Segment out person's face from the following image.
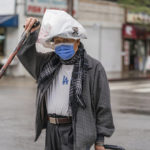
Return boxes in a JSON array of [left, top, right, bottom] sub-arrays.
[[53, 37, 80, 52]]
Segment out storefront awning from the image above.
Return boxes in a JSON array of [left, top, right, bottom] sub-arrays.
[[0, 15, 18, 27], [122, 24, 150, 40]]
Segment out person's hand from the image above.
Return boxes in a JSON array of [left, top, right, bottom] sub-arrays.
[[24, 17, 40, 33], [95, 145, 106, 150]]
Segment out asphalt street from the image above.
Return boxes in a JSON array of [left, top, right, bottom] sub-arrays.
[[0, 77, 150, 150]]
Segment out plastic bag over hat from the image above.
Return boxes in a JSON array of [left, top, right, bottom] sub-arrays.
[[37, 9, 87, 48]]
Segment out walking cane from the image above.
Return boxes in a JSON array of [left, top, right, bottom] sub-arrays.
[[0, 21, 40, 79]]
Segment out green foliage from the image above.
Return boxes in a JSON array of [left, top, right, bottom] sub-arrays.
[[118, 0, 150, 6], [118, 0, 150, 14]]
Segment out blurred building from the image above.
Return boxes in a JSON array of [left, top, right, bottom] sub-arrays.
[[122, 12, 150, 73], [0, 0, 125, 77], [78, 0, 125, 73]]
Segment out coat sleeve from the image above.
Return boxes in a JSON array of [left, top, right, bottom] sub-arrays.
[[17, 29, 51, 80], [93, 62, 115, 146]]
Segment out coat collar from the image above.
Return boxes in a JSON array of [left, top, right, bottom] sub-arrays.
[[84, 52, 93, 70], [78, 42, 92, 70]]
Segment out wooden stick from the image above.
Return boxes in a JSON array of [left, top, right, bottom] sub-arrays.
[[0, 21, 40, 79]]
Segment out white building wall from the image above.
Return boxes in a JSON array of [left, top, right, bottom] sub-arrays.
[[81, 25, 101, 60], [78, 0, 125, 72], [100, 26, 122, 72], [78, 0, 125, 23], [81, 25, 122, 72]]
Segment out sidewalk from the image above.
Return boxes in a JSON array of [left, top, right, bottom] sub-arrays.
[[107, 71, 150, 81], [1, 77, 150, 150]]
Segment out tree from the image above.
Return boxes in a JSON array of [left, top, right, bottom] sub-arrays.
[[117, 0, 150, 14], [118, 0, 150, 7]]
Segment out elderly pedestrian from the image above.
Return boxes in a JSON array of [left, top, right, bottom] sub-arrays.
[[17, 9, 115, 150]]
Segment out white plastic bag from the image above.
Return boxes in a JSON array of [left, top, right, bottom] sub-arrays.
[[37, 9, 87, 49]]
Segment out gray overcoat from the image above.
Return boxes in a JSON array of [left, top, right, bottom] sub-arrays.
[[17, 30, 115, 150]]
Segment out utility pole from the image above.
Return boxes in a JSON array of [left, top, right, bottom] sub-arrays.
[[67, 0, 74, 16]]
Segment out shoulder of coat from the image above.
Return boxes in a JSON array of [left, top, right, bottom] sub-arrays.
[[85, 53, 103, 70]]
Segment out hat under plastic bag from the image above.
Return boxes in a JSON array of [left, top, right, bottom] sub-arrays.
[[37, 9, 87, 48]]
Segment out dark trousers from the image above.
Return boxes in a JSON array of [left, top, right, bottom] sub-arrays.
[[45, 114, 73, 150]]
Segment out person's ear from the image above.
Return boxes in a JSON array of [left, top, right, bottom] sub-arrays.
[[74, 39, 80, 52]]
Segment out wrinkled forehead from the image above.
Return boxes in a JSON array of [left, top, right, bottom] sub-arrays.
[[53, 37, 77, 44]]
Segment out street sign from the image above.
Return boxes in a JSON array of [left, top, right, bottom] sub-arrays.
[[25, 0, 78, 17], [128, 12, 150, 24]]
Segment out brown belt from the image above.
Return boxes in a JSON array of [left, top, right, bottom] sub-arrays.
[[48, 116, 72, 124]]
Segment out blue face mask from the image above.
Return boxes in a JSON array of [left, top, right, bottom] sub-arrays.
[[55, 43, 75, 60]]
